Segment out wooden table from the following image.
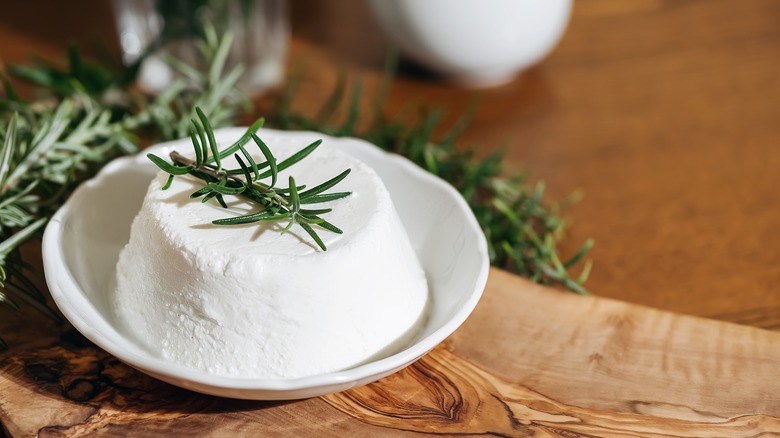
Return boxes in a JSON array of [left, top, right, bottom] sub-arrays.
[[2, 0, 780, 436], [281, 0, 780, 322]]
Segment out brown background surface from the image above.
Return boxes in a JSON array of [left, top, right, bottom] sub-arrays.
[[2, 0, 780, 436], [2, 0, 779, 322]]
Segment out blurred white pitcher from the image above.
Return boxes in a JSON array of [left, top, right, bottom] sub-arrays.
[[368, 0, 572, 87]]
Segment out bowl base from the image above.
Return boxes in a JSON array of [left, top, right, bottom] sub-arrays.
[[444, 70, 518, 89]]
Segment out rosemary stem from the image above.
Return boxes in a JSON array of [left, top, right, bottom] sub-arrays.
[[169, 150, 289, 207]]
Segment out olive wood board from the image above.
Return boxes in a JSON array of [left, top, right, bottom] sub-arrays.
[[1, 267, 778, 437]]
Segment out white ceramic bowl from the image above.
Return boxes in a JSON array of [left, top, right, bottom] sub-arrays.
[[368, 0, 573, 87], [42, 128, 489, 400]]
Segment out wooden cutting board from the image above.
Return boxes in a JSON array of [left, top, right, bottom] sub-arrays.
[[1, 267, 779, 437]]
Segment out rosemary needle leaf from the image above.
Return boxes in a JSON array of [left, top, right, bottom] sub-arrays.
[[148, 153, 190, 175], [338, 80, 361, 136], [316, 219, 344, 234], [298, 214, 324, 225], [162, 174, 175, 190], [196, 107, 220, 170], [213, 117, 265, 161], [215, 193, 228, 208], [251, 134, 277, 188], [288, 175, 300, 212], [273, 185, 307, 194], [0, 112, 17, 191], [207, 180, 245, 195], [298, 169, 351, 199], [202, 191, 218, 203], [237, 143, 259, 179], [299, 192, 351, 204], [213, 211, 270, 225], [213, 210, 289, 225], [282, 215, 296, 234], [208, 30, 233, 86], [190, 186, 212, 198], [299, 221, 327, 251], [190, 129, 203, 166], [0, 218, 47, 256], [564, 238, 594, 269], [193, 118, 209, 163], [257, 139, 322, 179], [235, 154, 253, 185], [300, 208, 332, 215], [577, 259, 593, 284]]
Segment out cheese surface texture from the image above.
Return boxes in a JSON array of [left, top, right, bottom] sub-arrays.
[[111, 133, 429, 379]]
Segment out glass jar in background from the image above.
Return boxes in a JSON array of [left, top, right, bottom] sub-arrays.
[[112, 0, 288, 95]]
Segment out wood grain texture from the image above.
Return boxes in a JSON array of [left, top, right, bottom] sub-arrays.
[[326, 348, 780, 437], [282, 0, 780, 322], [2, 0, 780, 436], [0, 0, 778, 324], [2, 269, 780, 436]]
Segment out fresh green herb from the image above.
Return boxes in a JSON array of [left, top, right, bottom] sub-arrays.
[[0, 28, 592, 350], [0, 28, 247, 349], [147, 108, 351, 251], [271, 55, 593, 294]]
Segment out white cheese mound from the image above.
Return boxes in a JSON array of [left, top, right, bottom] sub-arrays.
[[111, 133, 429, 379]]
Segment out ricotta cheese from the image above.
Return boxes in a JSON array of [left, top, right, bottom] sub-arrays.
[[111, 133, 429, 379]]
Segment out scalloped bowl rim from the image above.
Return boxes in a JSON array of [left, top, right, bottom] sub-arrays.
[[42, 128, 489, 399]]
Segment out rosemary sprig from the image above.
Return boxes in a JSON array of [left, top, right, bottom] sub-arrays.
[[272, 59, 594, 294], [0, 29, 247, 349], [147, 108, 351, 251], [0, 30, 593, 354]]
